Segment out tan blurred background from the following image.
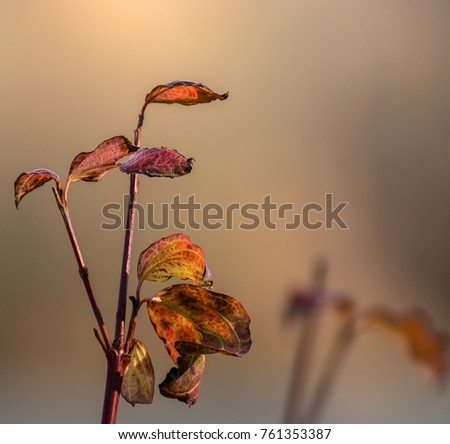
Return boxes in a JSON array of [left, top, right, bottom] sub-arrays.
[[1, 0, 449, 423]]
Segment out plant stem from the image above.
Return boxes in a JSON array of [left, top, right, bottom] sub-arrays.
[[306, 318, 355, 423], [124, 297, 139, 354], [102, 349, 122, 424], [283, 306, 322, 423], [114, 173, 140, 347], [114, 103, 146, 347], [101, 104, 147, 424], [53, 189, 112, 350], [283, 258, 328, 423]]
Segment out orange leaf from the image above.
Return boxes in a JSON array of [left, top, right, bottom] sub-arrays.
[[145, 80, 228, 106], [14, 168, 62, 208], [147, 284, 252, 364], [137, 234, 213, 291], [364, 307, 448, 387]]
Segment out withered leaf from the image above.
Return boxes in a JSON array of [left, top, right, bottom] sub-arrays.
[[147, 284, 252, 364], [364, 307, 448, 387], [137, 234, 213, 291], [159, 354, 205, 405], [120, 147, 193, 178], [14, 168, 62, 208], [121, 339, 155, 406], [67, 136, 136, 185], [145, 80, 228, 106]]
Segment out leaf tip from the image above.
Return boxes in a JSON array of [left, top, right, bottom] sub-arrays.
[[14, 169, 61, 209]]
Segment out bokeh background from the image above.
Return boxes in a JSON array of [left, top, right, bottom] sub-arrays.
[[1, 0, 449, 423]]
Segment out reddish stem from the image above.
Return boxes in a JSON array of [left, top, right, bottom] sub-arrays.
[[101, 105, 146, 424], [53, 190, 112, 351], [101, 350, 123, 424], [114, 173, 140, 347]]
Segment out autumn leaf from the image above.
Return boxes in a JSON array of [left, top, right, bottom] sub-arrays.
[[14, 168, 62, 208], [147, 284, 252, 363], [121, 339, 155, 406], [145, 80, 228, 106], [137, 234, 213, 294], [363, 307, 449, 387], [159, 354, 205, 405], [120, 147, 194, 178], [66, 136, 136, 186]]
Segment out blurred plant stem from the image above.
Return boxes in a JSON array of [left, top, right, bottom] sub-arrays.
[[306, 317, 354, 423], [283, 258, 327, 423]]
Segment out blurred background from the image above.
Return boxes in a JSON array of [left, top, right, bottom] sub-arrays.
[[1, 0, 449, 423]]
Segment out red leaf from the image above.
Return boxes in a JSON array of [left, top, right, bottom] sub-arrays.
[[120, 147, 194, 178], [121, 339, 155, 406], [14, 168, 62, 208], [67, 136, 136, 185], [159, 354, 205, 405], [137, 234, 213, 291], [145, 80, 228, 106], [147, 284, 252, 364]]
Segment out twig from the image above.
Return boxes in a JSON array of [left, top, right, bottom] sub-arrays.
[[52, 188, 112, 351], [283, 258, 328, 423], [306, 318, 355, 423], [101, 104, 147, 424]]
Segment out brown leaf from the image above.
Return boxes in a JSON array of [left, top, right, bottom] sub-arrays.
[[121, 339, 155, 406], [67, 136, 136, 185], [145, 80, 228, 106], [159, 354, 205, 405], [120, 147, 194, 178], [364, 307, 448, 387], [147, 284, 252, 363], [137, 234, 212, 292], [14, 168, 62, 208]]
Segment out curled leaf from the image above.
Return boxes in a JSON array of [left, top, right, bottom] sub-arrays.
[[145, 80, 228, 106], [363, 307, 449, 387], [159, 354, 205, 405], [147, 284, 252, 363], [121, 339, 155, 406], [120, 147, 194, 178], [14, 169, 62, 208], [137, 234, 213, 291], [67, 136, 136, 185]]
